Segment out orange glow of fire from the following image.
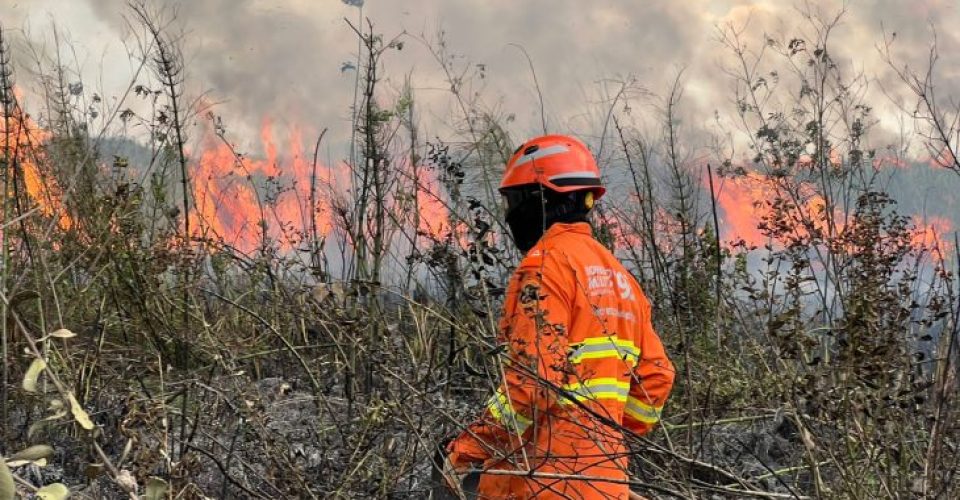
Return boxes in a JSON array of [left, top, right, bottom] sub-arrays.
[[1, 99, 72, 230], [414, 166, 461, 244], [873, 154, 909, 170], [713, 172, 777, 247], [189, 120, 458, 255], [609, 204, 689, 256], [612, 220, 643, 253], [189, 120, 341, 253], [713, 170, 955, 256], [911, 215, 953, 253], [712, 172, 836, 248], [928, 146, 958, 170]]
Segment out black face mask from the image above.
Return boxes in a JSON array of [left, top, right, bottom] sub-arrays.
[[505, 193, 546, 253], [502, 186, 590, 253]]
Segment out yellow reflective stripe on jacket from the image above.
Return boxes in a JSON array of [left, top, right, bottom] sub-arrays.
[[624, 396, 663, 424], [560, 377, 630, 404], [568, 336, 640, 365], [486, 389, 532, 435]]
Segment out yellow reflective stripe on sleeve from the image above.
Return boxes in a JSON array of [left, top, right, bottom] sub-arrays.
[[560, 377, 630, 404], [486, 389, 532, 435], [624, 396, 663, 424], [568, 336, 640, 365]]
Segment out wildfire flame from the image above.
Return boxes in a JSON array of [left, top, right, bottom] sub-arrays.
[[710, 172, 818, 248], [0, 95, 72, 230], [190, 119, 456, 255], [712, 170, 953, 253], [189, 119, 339, 253], [4, 93, 950, 263], [415, 165, 463, 243], [911, 215, 953, 253]]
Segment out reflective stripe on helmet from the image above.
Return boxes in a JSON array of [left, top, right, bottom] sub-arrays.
[[547, 171, 601, 180], [568, 336, 640, 366], [624, 396, 663, 424], [560, 377, 630, 404], [486, 388, 532, 435], [510, 144, 570, 169]]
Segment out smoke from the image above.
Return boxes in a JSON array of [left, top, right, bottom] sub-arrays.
[[6, 0, 960, 264], [69, 0, 708, 149], [7, 0, 960, 156]]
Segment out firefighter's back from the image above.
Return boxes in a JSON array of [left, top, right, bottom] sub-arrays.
[[517, 222, 647, 499]]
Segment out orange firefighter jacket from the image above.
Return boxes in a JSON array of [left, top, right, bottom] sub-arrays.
[[448, 222, 676, 499]]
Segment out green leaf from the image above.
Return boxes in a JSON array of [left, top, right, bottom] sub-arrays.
[[144, 477, 168, 500], [23, 358, 47, 393], [67, 393, 95, 430], [36, 482, 70, 499], [10, 444, 54, 461], [0, 458, 14, 500]]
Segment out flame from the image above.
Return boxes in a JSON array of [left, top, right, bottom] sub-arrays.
[[911, 215, 953, 253], [188, 119, 458, 255], [608, 202, 692, 257], [189, 120, 342, 253], [0, 97, 72, 230], [712, 172, 837, 248], [713, 172, 777, 247], [873, 154, 909, 170], [5, 92, 949, 265], [712, 169, 957, 257], [414, 166, 457, 242]]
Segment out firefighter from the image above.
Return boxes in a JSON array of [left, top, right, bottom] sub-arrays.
[[444, 134, 675, 499]]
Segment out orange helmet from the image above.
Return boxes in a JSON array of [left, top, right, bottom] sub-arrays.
[[500, 134, 605, 198]]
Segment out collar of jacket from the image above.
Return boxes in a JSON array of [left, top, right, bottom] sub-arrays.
[[520, 222, 591, 260], [533, 222, 592, 248]]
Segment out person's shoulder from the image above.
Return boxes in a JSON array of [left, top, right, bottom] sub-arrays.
[[518, 241, 574, 275], [517, 246, 549, 271], [518, 224, 605, 269]]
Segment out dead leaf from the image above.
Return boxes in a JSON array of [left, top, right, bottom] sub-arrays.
[[32, 401, 69, 438], [0, 459, 14, 500], [313, 283, 330, 302], [84, 463, 104, 480], [48, 329, 76, 339], [30, 403, 69, 438], [116, 469, 137, 492], [27, 421, 46, 439], [331, 281, 345, 300], [8, 290, 40, 307], [23, 358, 47, 393], [119, 439, 133, 465], [67, 393, 95, 430], [36, 482, 70, 499], [10, 444, 54, 462], [5, 457, 47, 468], [144, 477, 168, 500]]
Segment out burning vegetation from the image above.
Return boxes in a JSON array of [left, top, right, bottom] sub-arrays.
[[1, 3, 959, 499]]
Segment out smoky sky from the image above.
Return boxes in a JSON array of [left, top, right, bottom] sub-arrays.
[[5, 0, 960, 156]]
